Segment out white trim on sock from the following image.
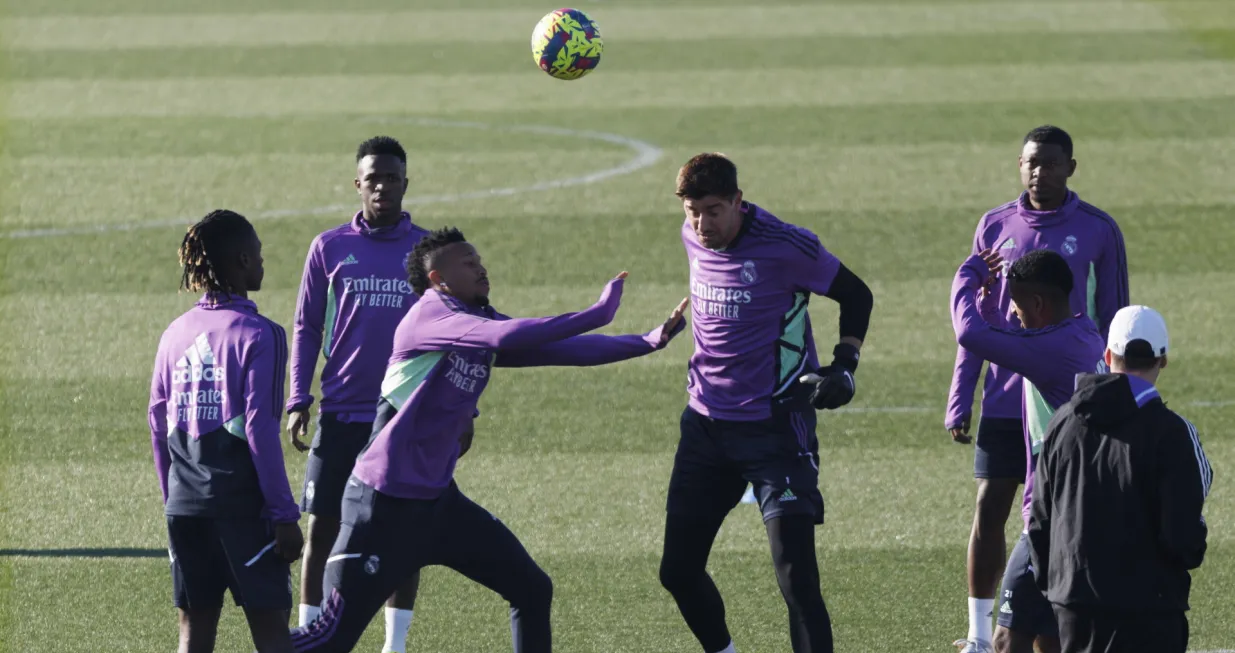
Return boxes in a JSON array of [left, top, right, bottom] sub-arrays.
[[298, 604, 321, 628], [967, 597, 994, 644], [712, 642, 737, 653], [382, 607, 414, 653]]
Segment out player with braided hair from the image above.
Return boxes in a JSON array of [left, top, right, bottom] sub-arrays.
[[150, 209, 304, 653]]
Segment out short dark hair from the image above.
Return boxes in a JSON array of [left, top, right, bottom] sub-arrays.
[[1007, 249, 1073, 298], [1113, 339, 1161, 372], [1024, 125, 1073, 158], [357, 136, 407, 163], [178, 209, 256, 295], [406, 227, 467, 295], [676, 153, 739, 200]]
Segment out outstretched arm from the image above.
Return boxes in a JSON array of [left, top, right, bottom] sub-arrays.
[[496, 298, 688, 368], [417, 274, 627, 352]]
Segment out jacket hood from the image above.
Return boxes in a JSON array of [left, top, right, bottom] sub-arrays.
[[1071, 373, 1160, 430]]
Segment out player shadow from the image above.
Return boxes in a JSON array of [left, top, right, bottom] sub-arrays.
[[0, 547, 165, 558]]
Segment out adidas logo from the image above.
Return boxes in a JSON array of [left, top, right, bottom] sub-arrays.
[[340, 253, 359, 266], [780, 489, 797, 502], [1000, 602, 1013, 615], [173, 333, 225, 384], [1000, 238, 1016, 249]]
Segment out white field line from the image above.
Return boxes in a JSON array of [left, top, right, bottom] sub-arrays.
[[0, 118, 663, 239]]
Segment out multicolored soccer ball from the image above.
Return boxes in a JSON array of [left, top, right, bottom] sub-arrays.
[[531, 8, 603, 80]]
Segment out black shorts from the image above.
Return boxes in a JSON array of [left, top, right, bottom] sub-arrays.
[[301, 413, 374, 519], [167, 515, 291, 611], [668, 402, 823, 525], [289, 478, 552, 652], [997, 532, 1057, 637], [974, 416, 1026, 480]]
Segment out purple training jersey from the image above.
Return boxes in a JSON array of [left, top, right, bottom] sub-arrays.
[[288, 212, 429, 419], [352, 281, 682, 499], [148, 295, 300, 523], [684, 203, 842, 421], [951, 255, 1105, 528], [946, 192, 1128, 428]]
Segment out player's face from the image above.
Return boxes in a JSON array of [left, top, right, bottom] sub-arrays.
[[434, 242, 490, 306], [1008, 282, 1045, 329], [355, 155, 409, 223], [683, 194, 742, 250], [239, 230, 265, 292], [1019, 141, 1075, 209]]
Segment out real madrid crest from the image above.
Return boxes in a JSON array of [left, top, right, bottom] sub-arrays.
[[364, 554, 380, 575], [740, 260, 758, 285], [1062, 235, 1078, 256]]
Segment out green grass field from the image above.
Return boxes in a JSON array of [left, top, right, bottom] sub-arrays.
[[2, 1, 1233, 651]]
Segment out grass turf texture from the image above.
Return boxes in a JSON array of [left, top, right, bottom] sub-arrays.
[[1, 1, 1233, 651]]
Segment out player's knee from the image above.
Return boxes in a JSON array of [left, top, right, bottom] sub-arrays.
[[975, 480, 1017, 528], [307, 516, 340, 551], [658, 557, 695, 595], [513, 566, 553, 610]]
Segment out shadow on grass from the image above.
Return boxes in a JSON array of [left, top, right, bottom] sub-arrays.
[[0, 547, 164, 558]]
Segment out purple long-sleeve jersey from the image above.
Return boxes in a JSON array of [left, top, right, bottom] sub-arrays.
[[351, 281, 682, 499], [684, 203, 842, 421], [288, 212, 428, 419], [951, 256, 1105, 528], [148, 295, 300, 523], [946, 192, 1128, 428]]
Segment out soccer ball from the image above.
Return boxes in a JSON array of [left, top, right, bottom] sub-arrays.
[[531, 8, 603, 80]]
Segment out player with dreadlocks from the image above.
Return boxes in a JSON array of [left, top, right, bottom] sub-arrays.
[[289, 228, 689, 652], [150, 209, 304, 653]]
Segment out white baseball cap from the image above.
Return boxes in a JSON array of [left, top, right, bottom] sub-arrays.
[[1107, 305, 1169, 358]]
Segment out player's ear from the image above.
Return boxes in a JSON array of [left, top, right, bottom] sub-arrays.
[[427, 268, 444, 289], [354, 177, 362, 192], [1103, 348, 1113, 368], [1067, 159, 1077, 178], [1159, 355, 1168, 370]]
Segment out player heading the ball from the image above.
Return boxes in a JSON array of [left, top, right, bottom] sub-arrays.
[[660, 153, 874, 653]]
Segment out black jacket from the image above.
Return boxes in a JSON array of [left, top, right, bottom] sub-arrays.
[[1028, 373, 1212, 612]]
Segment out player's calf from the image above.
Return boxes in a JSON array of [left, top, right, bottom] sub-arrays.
[[178, 607, 221, 653], [245, 608, 294, 653], [299, 513, 342, 625]]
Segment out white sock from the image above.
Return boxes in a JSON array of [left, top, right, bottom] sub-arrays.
[[382, 607, 414, 653], [967, 597, 994, 644], [298, 604, 321, 628], [712, 642, 737, 653]]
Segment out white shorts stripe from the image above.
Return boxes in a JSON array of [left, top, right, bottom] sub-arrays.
[[244, 541, 276, 567]]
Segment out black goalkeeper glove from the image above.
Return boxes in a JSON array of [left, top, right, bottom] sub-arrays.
[[799, 343, 860, 410]]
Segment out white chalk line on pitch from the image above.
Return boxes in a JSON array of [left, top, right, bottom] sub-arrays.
[[0, 118, 664, 240]]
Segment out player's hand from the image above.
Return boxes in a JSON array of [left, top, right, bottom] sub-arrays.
[[800, 366, 856, 410], [273, 521, 305, 563], [595, 271, 628, 323], [949, 414, 972, 445], [975, 249, 1004, 295], [656, 298, 690, 347], [799, 343, 860, 410], [287, 409, 311, 453]]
